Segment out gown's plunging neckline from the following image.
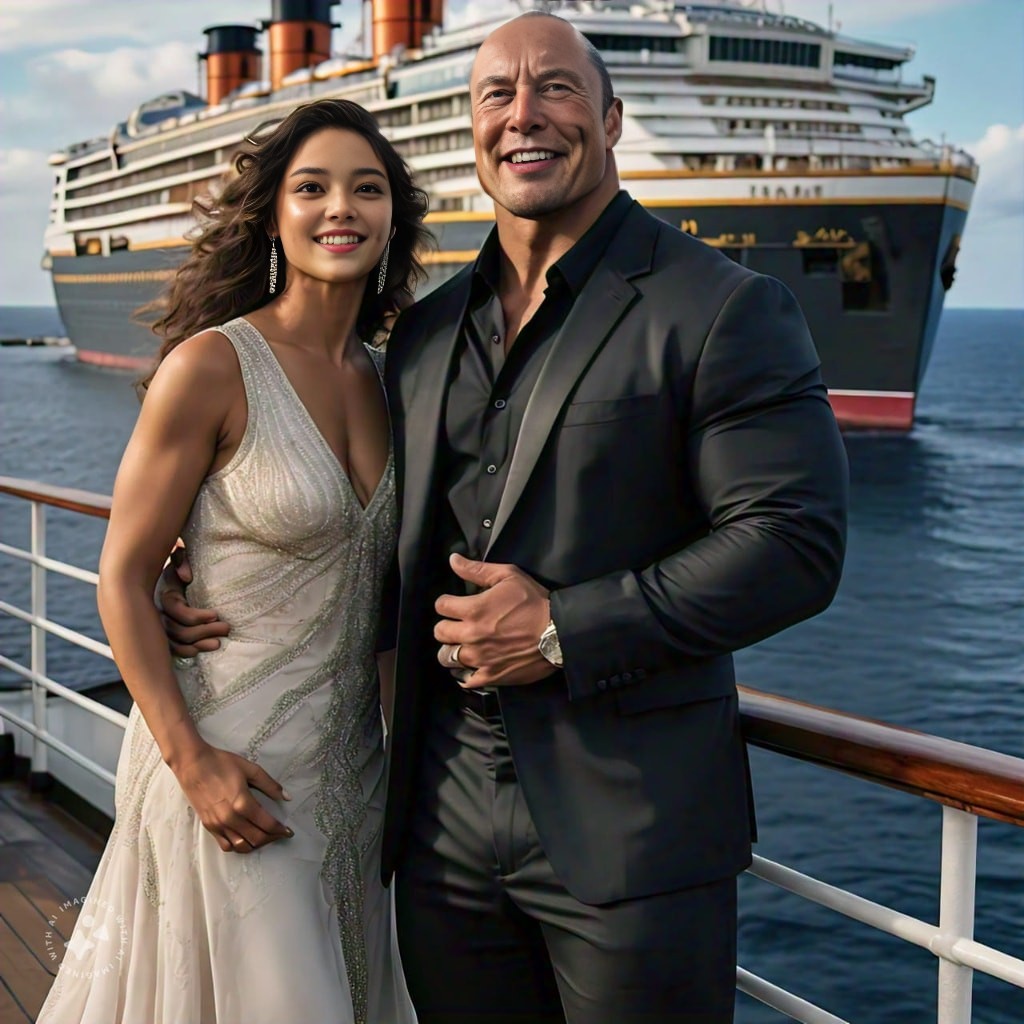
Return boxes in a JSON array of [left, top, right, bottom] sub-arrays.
[[239, 317, 392, 515]]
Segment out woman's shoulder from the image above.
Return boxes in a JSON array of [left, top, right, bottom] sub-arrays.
[[147, 328, 243, 409]]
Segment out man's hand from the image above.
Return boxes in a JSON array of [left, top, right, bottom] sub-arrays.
[[434, 553, 556, 689], [158, 548, 230, 657]]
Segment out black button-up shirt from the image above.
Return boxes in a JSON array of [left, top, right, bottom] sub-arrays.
[[425, 192, 634, 672]]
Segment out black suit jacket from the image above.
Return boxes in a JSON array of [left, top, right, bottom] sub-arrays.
[[381, 202, 848, 904]]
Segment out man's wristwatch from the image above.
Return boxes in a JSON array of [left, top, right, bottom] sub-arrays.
[[538, 619, 563, 667]]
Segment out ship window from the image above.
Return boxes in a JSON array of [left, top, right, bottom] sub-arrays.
[[710, 35, 820, 68], [66, 150, 219, 199], [802, 248, 838, 275], [840, 241, 890, 311], [584, 33, 681, 54], [834, 50, 901, 71]]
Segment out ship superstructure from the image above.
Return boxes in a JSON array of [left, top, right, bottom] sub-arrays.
[[43, 0, 976, 429]]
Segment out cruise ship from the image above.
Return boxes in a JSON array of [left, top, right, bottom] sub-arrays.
[[42, 0, 977, 430]]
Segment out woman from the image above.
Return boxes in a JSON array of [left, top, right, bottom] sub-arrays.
[[37, 99, 429, 1024]]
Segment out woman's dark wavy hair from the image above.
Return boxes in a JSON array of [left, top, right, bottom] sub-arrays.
[[139, 99, 431, 389]]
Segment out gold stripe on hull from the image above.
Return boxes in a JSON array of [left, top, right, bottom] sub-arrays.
[[53, 270, 175, 284]]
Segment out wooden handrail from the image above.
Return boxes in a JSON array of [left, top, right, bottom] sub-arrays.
[[739, 686, 1024, 827], [0, 476, 111, 519], [1, 477, 1020, 826]]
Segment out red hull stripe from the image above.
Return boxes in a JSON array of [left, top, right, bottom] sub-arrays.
[[828, 390, 916, 431], [76, 349, 151, 371]]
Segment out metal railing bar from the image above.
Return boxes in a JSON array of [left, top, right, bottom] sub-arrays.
[[0, 476, 111, 519], [938, 806, 977, 1022], [0, 541, 100, 585], [748, 855, 1024, 987], [951, 938, 1024, 986], [0, 599, 113, 660], [0, 654, 128, 728], [0, 705, 117, 786], [736, 966, 850, 1024], [739, 686, 1024, 826]]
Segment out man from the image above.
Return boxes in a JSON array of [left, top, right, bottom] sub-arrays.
[[167, 12, 848, 1022]]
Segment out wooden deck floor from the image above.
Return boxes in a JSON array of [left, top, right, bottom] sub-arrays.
[[0, 781, 105, 1024]]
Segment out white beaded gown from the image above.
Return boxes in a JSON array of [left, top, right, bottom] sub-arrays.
[[37, 317, 415, 1024]]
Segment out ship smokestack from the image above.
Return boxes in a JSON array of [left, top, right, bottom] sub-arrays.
[[201, 25, 262, 106], [372, 0, 444, 61], [267, 0, 337, 91]]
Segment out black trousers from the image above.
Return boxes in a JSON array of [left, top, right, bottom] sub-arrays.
[[394, 690, 737, 1024]]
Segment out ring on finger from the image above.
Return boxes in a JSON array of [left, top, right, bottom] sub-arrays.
[[450, 644, 463, 667]]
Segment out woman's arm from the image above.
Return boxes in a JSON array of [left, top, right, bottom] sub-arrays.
[[98, 331, 291, 854]]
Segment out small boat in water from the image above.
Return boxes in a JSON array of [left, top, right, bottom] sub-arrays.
[[42, 0, 976, 430]]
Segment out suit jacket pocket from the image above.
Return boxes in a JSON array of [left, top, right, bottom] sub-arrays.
[[613, 665, 736, 716], [562, 394, 659, 427]]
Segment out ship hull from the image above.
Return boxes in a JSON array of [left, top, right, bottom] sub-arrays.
[[51, 197, 968, 430]]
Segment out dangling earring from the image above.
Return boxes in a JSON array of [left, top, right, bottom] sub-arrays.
[[376, 240, 390, 295], [268, 236, 278, 295]]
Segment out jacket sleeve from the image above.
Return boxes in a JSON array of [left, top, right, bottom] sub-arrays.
[[549, 273, 849, 701]]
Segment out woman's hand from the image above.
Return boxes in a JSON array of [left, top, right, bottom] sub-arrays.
[[171, 742, 294, 854]]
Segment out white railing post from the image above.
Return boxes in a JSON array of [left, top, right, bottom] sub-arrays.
[[30, 499, 48, 777], [937, 806, 978, 1024]]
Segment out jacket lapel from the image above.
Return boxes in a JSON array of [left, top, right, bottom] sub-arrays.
[[484, 205, 659, 556]]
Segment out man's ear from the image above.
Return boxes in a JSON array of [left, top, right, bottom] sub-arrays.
[[605, 97, 624, 149]]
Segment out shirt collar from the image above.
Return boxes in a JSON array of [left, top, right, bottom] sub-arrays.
[[470, 190, 635, 304]]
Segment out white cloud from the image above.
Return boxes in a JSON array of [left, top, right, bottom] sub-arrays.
[[0, 148, 54, 304], [0, 0, 259, 53], [964, 123, 1024, 223], [945, 123, 1024, 307], [31, 40, 199, 105], [0, 146, 50, 195]]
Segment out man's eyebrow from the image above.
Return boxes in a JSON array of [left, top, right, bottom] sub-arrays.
[[536, 68, 588, 90], [473, 74, 512, 97], [473, 67, 589, 96], [289, 166, 387, 179]]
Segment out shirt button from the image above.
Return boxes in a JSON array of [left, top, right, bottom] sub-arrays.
[[490, 333, 501, 345], [494, 399, 507, 410], [482, 518, 493, 529], [486, 464, 497, 474]]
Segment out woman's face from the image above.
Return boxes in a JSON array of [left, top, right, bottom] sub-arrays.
[[272, 126, 393, 292]]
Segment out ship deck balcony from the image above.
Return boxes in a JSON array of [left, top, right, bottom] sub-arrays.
[[1, 475, 1022, 1022]]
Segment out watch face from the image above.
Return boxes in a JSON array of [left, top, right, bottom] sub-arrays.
[[540, 634, 562, 665]]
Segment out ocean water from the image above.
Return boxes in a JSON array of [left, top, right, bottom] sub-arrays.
[[0, 304, 65, 338], [0, 308, 1022, 1021]]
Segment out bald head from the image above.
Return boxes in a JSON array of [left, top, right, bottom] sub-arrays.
[[473, 12, 615, 114]]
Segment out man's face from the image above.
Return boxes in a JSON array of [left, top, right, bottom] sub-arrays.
[[469, 16, 621, 219]]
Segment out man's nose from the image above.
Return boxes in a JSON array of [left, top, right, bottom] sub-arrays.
[[507, 87, 545, 133]]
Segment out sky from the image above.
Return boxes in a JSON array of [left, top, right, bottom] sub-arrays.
[[1, 0, 1021, 308]]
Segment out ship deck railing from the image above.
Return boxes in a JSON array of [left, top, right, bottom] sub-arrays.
[[0, 474, 1021, 1023]]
